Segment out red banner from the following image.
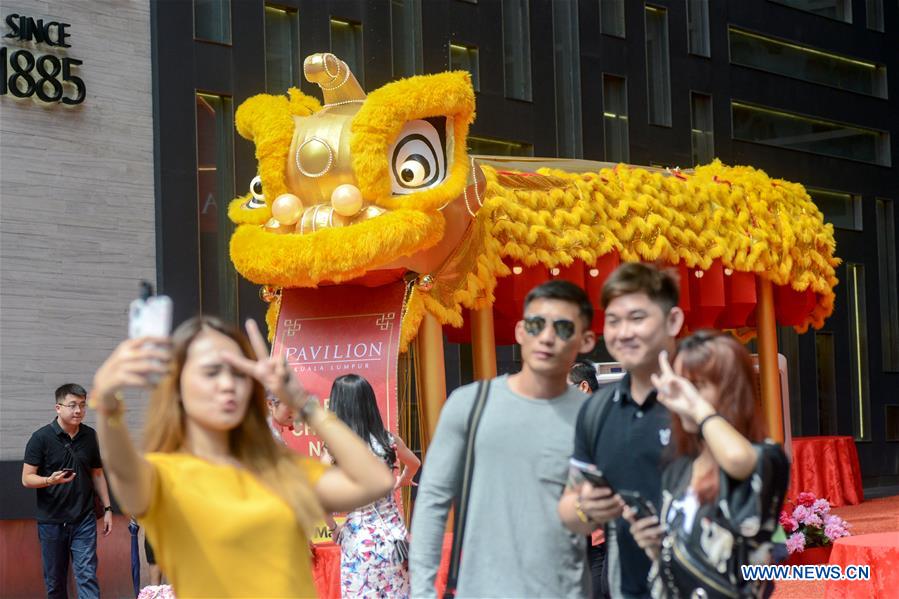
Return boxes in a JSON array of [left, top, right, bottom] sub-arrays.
[[271, 282, 407, 543], [272, 282, 407, 459]]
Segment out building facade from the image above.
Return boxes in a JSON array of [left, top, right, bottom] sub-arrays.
[[1, 0, 897, 594]]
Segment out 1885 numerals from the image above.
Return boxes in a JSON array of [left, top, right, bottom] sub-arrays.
[[0, 47, 85, 105]]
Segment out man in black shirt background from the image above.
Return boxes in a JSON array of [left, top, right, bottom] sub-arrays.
[[559, 263, 684, 599], [22, 383, 113, 599]]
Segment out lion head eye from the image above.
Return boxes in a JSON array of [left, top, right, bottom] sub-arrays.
[[247, 175, 266, 209], [389, 118, 447, 195]]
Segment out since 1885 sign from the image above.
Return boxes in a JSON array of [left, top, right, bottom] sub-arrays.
[[1, 13, 85, 105]]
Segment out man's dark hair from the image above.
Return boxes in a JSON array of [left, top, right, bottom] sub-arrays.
[[55, 383, 87, 403], [569, 360, 599, 392], [600, 262, 679, 313], [524, 280, 594, 326]]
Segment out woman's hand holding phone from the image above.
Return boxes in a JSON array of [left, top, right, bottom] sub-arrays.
[[92, 336, 173, 412], [624, 507, 664, 560]]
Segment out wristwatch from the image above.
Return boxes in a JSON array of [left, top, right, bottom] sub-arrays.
[[103, 506, 112, 513]]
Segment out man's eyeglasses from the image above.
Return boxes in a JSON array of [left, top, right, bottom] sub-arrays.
[[58, 402, 87, 411], [523, 315, 576, 341]]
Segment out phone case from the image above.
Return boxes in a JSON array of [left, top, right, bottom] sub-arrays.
[[129, 295, 173, 339]]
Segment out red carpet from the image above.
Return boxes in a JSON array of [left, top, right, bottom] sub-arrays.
[[771, 495, 899, 598]]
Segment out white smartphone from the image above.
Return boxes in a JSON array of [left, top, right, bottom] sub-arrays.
[[128, 282, 172, 384]]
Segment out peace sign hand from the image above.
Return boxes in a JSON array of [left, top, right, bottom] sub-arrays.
[[220, 320, 312, 412], [650, 350, 714, 425]]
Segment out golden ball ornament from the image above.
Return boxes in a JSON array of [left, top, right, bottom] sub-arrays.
[[330, 184, 364, 217], [271, 194, 303, 225]]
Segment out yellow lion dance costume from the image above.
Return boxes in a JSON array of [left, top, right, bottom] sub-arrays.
[[229, 53, 839, 351]]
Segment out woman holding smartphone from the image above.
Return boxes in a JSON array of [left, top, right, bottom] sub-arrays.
[[90, 317, 394, 598], [626, 331, 788, 598]]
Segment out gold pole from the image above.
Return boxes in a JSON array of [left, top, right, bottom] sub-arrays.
[[471, 307, 497, 380], [756, 277, 784, 444], [416, 312, 447, 454]]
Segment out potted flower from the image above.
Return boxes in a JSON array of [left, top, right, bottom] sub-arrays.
[[779, 492, 851, 565]]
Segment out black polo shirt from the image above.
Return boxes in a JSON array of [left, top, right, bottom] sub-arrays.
[[573, 374, 671, 599], [23, 420, 102, 523]]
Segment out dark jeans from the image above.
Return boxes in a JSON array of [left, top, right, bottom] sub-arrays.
[[37, 510, 99, 599]]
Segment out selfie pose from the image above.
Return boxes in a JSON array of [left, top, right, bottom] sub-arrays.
[[90, 317, 394, 598], [627, 331, 789, 598], [328, 374, 420, 598]]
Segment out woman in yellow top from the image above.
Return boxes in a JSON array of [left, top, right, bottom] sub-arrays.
[[90, 317, 395, 598]]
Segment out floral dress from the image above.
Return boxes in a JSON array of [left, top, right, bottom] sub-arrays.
[[337, 435, 409, 598]]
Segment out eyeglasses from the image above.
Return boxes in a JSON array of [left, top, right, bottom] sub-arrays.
[[58, 402, 87, 411], [523, 315, 576, 341]]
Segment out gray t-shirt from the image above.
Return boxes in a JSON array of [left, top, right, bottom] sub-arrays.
[[409, 375, 589, 598]]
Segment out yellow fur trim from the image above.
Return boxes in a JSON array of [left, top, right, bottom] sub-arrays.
[[230, 208, 445, 287], [430, 160, 838, 334], [265, 296, 282, 343], [231, 89, 322, 225], [350, 71, 475, 212]]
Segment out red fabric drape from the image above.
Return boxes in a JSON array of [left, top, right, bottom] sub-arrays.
[[824, 533, 899, 598], [786, 436, 864, 508]]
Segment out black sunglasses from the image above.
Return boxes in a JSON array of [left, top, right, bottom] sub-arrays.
[[523, 315, 577, 341]]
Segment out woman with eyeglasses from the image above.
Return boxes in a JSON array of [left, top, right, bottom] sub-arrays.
[[626, 331, 789, 598], [326, 373, 420, 598], [90, 317, 395, 598]]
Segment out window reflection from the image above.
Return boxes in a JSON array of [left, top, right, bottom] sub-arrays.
[[265, 6, 299, 93], [196, 94, 237, 323]]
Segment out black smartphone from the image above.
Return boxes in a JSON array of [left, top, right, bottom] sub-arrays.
[[619, 490, 657, 520], [569, 458, 615, 492], [61, 467, 75, 476]]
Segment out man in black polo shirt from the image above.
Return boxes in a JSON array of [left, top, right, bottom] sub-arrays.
[[22, 383, 114, 599], [559, 263, 683, 599]]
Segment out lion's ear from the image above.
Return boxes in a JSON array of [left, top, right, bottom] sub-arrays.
[[235, 90, 321, 143]]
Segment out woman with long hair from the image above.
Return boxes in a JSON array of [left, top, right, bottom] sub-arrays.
[[90, 317, 394, 598], [327, 374, 420, 598], [627, 331, 789, 598]]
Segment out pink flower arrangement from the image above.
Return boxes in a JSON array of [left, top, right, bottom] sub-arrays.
[[137, 585, 176, 599], [779, 492, 851, 554]]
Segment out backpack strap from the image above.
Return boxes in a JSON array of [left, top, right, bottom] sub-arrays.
[[583, 385, 618, 463], [443, 379, 491, 599]]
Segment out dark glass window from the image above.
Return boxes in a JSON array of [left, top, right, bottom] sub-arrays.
[[196, 94, 237, 323], [264, 6, 299, 93], [867, 0, 884, 30], [770, 0, 852, 22], [807, 188, 862, 230], [503, 0, 532, 101], [731, 101, 891, 166], [450, 43, 480, 91], [815, 332, 838, 435], [194, 0, 231, 43], [330, 18, 364, 85], [601, 0, 626, 37], [391, 0, 423, 78], [729, 28, 887, 98], [554, 1, 583, 157], [876, 199, 899, 371], [686, 0, 710, 57], [847, 263, 871, 441], [645, 5, 671, 126], [690, 92, 714, 165], [603, 74, 629, 162]]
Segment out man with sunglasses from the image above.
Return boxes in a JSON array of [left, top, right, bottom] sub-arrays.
[[558, 263, 684, 599], [22, 383, 113, 599], [410, 280, 597, 598]]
